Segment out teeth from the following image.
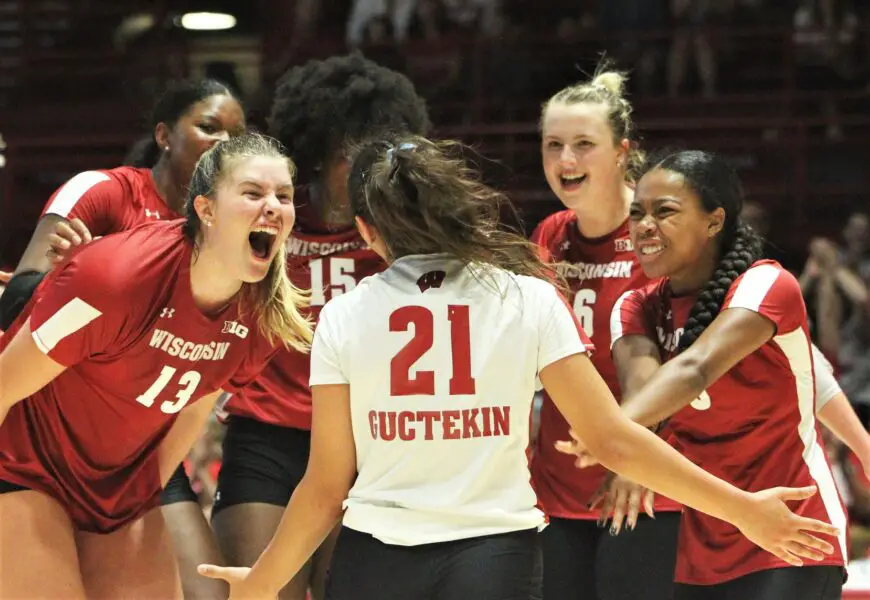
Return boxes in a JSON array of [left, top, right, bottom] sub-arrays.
[[251, 224, 278, 235], [640, 245, 663, 255], [561, 174, 585, 181]]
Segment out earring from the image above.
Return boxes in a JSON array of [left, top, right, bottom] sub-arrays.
[[164, 146, 170, 152], [206, 220, 212, 227]]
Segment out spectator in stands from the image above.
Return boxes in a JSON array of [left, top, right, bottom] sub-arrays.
[[668, 0, 721, 97], [801, 212, 870, 423], [597, 0, 668, 95], [346, 0, 419, 47]]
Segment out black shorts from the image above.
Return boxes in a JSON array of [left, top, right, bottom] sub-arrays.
[[675, 565, 844, 600], [0, 479, 30, 494], [159, 464, 199, 506], [541, 512, 681, 600], [212, 416, 310, 516], [326, 526, 542, 600]]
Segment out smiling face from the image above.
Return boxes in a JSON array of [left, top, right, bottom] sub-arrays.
[[160, 93, 247, 187], [630, 167, 725, 284], [202, 155, 296, 283], [540, 101, 628, 211]]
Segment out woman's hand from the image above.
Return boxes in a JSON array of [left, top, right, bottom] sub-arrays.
[[198, 564, 275, 600], [736, 486, 840, 566], [46, 218, 93, 265]]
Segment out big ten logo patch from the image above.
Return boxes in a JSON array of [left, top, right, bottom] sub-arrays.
[[223, 321, 249, 339], [614, 237, 633, 253], [657, 326, 684, 353]]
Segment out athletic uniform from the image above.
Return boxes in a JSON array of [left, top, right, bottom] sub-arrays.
[[530, 210, 681, 599], [0, 166, 176, 331], [213, 203, 385, 513], [611, 260, 846, 599], [309, 254, 594, 600], [0, 221, 277, 533]]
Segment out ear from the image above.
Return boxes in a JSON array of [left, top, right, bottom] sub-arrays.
[[354, 216, 377, 247], [193, 194, 216, 226], [154, 122, 171, 153], [618, 138, 631, 165], [708, 207, 726, 238]]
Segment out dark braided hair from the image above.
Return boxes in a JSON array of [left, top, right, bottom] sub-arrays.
[[649, 151, 765, 351]]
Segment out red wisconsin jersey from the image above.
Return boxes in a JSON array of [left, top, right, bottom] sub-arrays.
[[611, 261, 847, 584], [41, 166, 176, 235], [0, 221, 278, 533], [224, 205, 386, 429], [529, 210, 679, 519]]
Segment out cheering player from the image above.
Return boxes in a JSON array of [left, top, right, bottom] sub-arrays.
[[210, 54, 430, 600], [602, 150, 846, 598], [0, 78, 245, 599], [530, 64, 684, 599], [199, 136, 840, 600], [0, 133, 311, 598]]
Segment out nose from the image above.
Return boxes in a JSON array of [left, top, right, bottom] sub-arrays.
[[635, 214, 657, 236], [559, 145, 577, 166], [263, 193, 281, 216]]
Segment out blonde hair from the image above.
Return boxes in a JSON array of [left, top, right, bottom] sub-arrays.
[[540, 60, 645, 181], [183, 133, 313, 351]]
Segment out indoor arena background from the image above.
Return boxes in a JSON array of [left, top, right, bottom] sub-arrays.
[[0, 0, 868, 596]]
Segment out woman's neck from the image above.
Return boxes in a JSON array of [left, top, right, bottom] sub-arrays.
[[572, 182, 633, 239], [310, 184, 354, 229], [188, 247, 243, 314], [669, 243, 720, 296], [152, 161, 186, 215]]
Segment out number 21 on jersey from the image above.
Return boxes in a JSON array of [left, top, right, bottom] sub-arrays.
[[310, 258, 356, 306], [390, 305, 476, 396]]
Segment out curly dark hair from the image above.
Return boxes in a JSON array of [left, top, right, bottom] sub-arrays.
[[647, 150, 765, 351], [268, 53, 431, 185]]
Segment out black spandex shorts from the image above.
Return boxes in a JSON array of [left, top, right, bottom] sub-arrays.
[[326, 526, 542, 600], [212, 416, 311, 516], [0, 479, 30, 494], [674, 565, 844, 600], [541, 512, 681, 600], [159, 464, 199, 505]]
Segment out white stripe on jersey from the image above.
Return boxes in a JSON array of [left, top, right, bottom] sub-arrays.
[[44, 171, 110, 217], [727, 263, 780, 311], [776, 327, 848, 560], [32, 297, 103, 353], [609, 290, 634, 349]]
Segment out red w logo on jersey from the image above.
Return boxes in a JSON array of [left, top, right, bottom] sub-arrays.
[[417, 270, 446, 293]]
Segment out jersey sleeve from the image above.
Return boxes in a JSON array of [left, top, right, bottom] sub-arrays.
[[537, 283, 595, 372], [723, 263, 804, 333], [309, 301, 348, 386], [41, 170, 121, 236], [29, 247, 130, 366], [609, 289, 653, 349], [811, 343, 842, 410]]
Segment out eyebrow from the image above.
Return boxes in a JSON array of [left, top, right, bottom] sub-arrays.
[[239, 180, 293, 191]]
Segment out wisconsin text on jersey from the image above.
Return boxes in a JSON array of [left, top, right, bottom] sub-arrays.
[[148, 330, 231, 361], [286, 237, 367, 257], [555, 260, 633, 281], [368, 406, 511, 441]]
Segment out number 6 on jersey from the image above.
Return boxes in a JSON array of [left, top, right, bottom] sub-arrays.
[[390, 305, 476, 396]]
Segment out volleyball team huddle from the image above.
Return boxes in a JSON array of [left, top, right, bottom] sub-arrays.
[[0, 54, 856, 600]]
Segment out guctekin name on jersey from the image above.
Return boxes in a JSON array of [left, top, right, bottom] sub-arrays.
[[149, 329, 230, 361], [555, 261, 632, 281], [368, 406, 511, 441]]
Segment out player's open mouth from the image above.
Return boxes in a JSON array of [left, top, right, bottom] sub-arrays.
[[559, 173, 587, 191], [638, 241, 665, 256], [248, 225, 278, 260]]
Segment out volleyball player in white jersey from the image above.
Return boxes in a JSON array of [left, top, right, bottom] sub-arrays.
[[199, 136, 840, 600]]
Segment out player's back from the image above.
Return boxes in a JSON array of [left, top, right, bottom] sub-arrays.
[[313, 254, 588, 546], [311, 255, 585, 544]]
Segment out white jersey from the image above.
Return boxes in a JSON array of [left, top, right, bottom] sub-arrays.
[[310, 254, 592, 545]]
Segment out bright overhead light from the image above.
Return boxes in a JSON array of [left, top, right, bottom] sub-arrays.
[[180, 12, 236, 31]]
